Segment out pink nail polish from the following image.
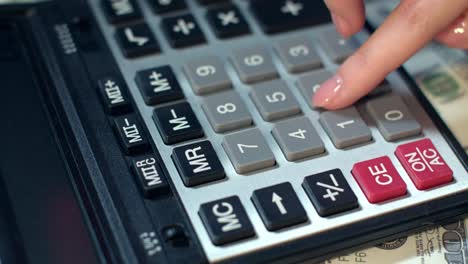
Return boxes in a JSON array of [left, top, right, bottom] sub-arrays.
[[313, 74, 344, 108]]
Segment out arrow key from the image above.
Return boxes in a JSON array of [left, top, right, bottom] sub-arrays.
[[115, 23, 160, 58], [252, 182, 308, 231]]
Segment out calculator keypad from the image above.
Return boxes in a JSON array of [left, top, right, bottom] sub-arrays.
[[223, 128, 276, 174], [206, 5, 250, 39], [275, 37, 322, 73], [252, 183, 308, 231], [319, 27, 358, 63], [366, 95, 422, 141], [161, 14, 206, 48], [352, 156, 407, 203], [296, 69, 333, 109], [250, 80, 301, 121], [202, 90, 253, 133], [136, 66, 184, 105], [184, 56, 231, 95], [231, 45, 278, 84], [303, 169, 358, 217], [153, 102, 204, 144], [319, 107, 373, 149], [91, 0, 465, 261], [115, 23, 161, 58], [199, 196, 255, 246], [272, 116, 325, 161]]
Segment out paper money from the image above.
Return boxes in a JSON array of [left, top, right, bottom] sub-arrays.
[[326, 218, 468, 264]]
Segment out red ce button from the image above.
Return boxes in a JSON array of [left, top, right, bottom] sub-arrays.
[[352, 156, 407, 203]]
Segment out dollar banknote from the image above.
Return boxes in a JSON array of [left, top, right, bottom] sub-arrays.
[[326, 218, 468, 264]]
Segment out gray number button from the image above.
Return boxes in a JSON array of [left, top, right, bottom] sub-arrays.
[[272, 117, 325, 161], [184, 56, 231, 95], [223, 128, 276, 173], [250, 80, 301, 121], [296, 69, 333, 109], [231, 45, 278, 84], [202, 90, 253, 133], [319, 107, 372, 149], [275, 37, 322, 73], [366, 95, 422, 141], [319, 28, 357, 63]]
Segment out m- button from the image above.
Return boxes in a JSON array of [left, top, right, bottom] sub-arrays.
[[199, 196, 255, 245], [352, 156, 407, 203]]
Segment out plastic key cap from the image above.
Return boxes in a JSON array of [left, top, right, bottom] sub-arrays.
[[132, 154, 169, 198], [250, 0, 330, 34], [206, 5, 250, 39], [184, 56, 231, 95], [97, 76, 132, 115], [136, 66, 184, 105], [153, 102, 204, 144], [114, 114, 150, 154], [172, 141, 225, 187], [102, 0, 142, 24], [303, 169, 358, 216], [352, 156, 407, 203], [199, 196, 255, 245], [395, 139, 453, 190], [161, 14, 206, 48], [252, 182, 308, 230], [366, 95, 422, 141], [115, 23, 160, 58]]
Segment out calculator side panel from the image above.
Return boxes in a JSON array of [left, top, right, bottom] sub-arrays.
[[0, 2, 209, 264]]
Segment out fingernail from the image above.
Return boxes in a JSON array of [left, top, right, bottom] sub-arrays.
[[331, 13, 348, 37], [313, 74, 344, 108]]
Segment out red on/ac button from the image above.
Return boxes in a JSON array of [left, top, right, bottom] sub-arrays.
[[352, 156, 407, 203], [395, 139, 453, 190]]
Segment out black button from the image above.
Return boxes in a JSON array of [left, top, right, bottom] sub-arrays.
[[97, 76, 132, 114], [302, 169, 358, 217], [252, 182, 308, 231], [101, 0, 142, 24], [250, 0, 330, 34], [135, 66, 184, 105], [161, 14, 206, 48], [206, 5, 250, 39], [114, 114, 150, 154], [115, 23, 160, 58], [153, 102, 204, 144], [132, 154, 169, 198], [148, 0, 187, 14], [199, 196, 255, 245], [172, 141, 225, 186]]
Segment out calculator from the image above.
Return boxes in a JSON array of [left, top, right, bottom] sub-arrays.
[[1, 0, 467, 263]]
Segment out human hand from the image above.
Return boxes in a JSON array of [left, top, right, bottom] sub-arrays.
[[313, 0, 468, 110]]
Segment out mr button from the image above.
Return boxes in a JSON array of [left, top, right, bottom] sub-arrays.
[[396, 139, 453, 190], [352, 156, 407, 203], [199, 196, 255, 245], [172, 141, 225, 187]]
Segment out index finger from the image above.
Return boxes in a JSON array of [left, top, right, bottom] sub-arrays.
[[314, 0, 468, 110]]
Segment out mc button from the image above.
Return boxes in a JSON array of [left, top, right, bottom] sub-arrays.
[[199, 196, 255, 245], [352, 156, 407, 203]]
